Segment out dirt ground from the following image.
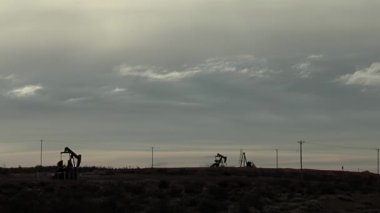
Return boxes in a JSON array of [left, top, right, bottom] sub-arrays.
[[1, 167, 380, 213]]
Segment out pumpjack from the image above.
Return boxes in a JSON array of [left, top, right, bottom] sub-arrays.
[[55, 147, 82, 180], [239, 151, 256, 168], [210, 153, 227, 167]]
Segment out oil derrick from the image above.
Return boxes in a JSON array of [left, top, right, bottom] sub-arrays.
[[239, 150, 256, 168]]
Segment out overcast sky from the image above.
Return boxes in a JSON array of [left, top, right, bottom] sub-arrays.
[[1, 0, 380, 170]]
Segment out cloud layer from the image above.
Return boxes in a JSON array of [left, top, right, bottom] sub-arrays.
[[118, 55, 271, 82], [1, 0, 380, 169]]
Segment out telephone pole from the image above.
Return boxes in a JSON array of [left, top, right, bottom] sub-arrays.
[[275, 149, 278, 169], [40, 139, 43, 167], [239, 149, 243, 167], [298, 140, 305, 170], [151, 147, 154, 168], [377, 148, 379, 175]]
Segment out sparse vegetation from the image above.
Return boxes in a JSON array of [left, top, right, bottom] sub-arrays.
[[1, 167, 380, 212]]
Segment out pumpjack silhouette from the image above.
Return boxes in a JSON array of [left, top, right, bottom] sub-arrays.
[[210, 153, 227, 167], [54, 147, 82, 180]]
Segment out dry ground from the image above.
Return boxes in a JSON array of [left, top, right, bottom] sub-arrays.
[[1, 167, 380, 212]]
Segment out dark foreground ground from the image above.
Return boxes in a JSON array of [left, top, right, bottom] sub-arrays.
[[1, 167, 380, 213]]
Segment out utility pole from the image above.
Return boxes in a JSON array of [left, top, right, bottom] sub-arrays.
[[298, 140, 305, 170], [239, 149, 243, 167], [151, 147, 154, 168], [40, 139, 43, 167], [377, 148, 379, 175], [275, 149, 278, 169]]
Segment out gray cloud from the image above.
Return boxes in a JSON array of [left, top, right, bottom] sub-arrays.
[[1, 0, 380, 169], [118, 65, 199, 81], [118, 55, 272, 82], [0, 74, 16, 81], [307, 55, 324, 60], [337, 63, 380, 86], [292, 54, 325, 79], [110, 87, 126, 94], [7, 85, 43, 98]]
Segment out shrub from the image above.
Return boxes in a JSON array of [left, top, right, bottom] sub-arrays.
[[159, 180, 170, 189]]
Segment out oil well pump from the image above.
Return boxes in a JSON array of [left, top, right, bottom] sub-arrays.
[[239, 150, 256, 168], [210, 153, 227, 167], [55, 147, 82, 180]]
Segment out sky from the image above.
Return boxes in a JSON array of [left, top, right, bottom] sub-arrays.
[[1, 0, 380, 171]]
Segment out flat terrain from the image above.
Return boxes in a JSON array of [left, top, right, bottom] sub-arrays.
[[1, 167, 380, 213]]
